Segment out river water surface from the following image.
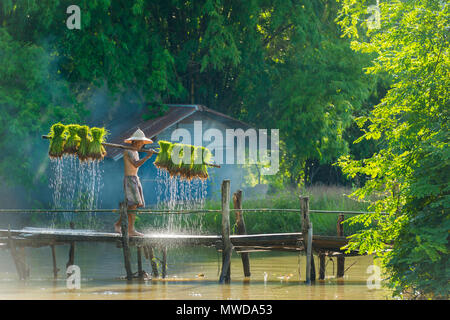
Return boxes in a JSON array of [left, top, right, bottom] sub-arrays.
[[0, 244, 390, 300]]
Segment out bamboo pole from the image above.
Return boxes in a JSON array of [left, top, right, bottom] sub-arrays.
[[219, 179, 232, 284], [233, 190, 251, 278], [41, 135, 220, 168], [120, 202, 133, 281], [337, 214, 345, 278]]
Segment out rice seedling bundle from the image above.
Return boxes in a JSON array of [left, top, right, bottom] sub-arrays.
[[191, 146, 204, 178], [199, 147, 212, 180], [48, 123, 66, 158], [178, 144, 193, 180], [154, 140, 172, 169], [64, 124, 81, 155], [77, 125, 91, 162], [184, 145, 196, 180], [88, 127, 108, 160], [166, 143, 180, 177]]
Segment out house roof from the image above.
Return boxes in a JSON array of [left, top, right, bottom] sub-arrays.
[[106, 104, 252, 160]]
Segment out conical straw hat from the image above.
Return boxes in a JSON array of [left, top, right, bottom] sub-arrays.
[[124, 128, 153, 144]]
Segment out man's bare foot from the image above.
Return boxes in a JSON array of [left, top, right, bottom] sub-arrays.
[[128, 229, 144, 237], [114, 223, 122, 234]]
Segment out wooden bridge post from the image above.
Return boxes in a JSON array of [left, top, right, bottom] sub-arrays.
[[337, 214, 345, 278], [120, 202, 133, 281], [137, 246, 144, 279], [8, 227, 28, 280], [162, 247, 167, 279], [233, 190, 251, 278], [300, 196, 314, 284], [318, 252, 326, 280], [50, 244, 59, 279], [66, 222, 75, 272], [144, 245, 159, 278], [219, 179, 232, 284]]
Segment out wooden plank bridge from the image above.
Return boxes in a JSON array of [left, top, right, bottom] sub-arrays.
[[0, 180, 362, 284]]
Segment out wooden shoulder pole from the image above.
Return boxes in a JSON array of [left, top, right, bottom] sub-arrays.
[[120, 202, 133, 281], [337, 214, 345, 278], [219, 179, 232, 284], [233, 190, 251, 278]]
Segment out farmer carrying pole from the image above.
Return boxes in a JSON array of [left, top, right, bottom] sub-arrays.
[[114, 128, 154, 236]]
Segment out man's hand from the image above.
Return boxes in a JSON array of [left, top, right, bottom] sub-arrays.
[[143, 149, 155, 156], [126, 150, 154, 168]]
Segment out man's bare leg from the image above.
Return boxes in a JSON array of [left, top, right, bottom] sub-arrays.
[[114, 217, 122, 234], [114, 204, 138, 234], [128, 214, 143, 236], [127, 205, 144, 236]]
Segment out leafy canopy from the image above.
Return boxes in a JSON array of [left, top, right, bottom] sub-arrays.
[[337, 0, 449, 299]]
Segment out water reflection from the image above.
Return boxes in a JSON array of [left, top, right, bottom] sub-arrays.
[[0, 244, 390, 300]]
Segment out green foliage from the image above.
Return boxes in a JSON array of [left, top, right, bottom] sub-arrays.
[[0, 0, 381, 198], [337, 0, 449, 299], [0, 27, 82, 192]]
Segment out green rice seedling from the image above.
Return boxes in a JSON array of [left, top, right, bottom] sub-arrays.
[[185, 145, 196, 180], [63, 124, 81, 155], [177, 144, 192, 180], [88, 127, 108, 160], [154, 140, 172, 169], [191, 146, 204, 179], [48, 123, 67, 158], [199, 147, 212, 180], [77, 125, 92, 162], [167, 143, 183, 177]]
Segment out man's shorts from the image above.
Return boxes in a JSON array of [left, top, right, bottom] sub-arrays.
[[124, 175, 145, 208]]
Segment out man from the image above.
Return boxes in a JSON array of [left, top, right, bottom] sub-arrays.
[[114, 128, 154, 236]]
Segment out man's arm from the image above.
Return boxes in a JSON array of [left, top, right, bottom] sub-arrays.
[[125, 150, 154, 168]]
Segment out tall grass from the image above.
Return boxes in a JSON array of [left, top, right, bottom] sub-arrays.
[[137, 185, 370, 236]]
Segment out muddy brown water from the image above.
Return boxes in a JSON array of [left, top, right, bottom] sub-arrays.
[[0, 243, 390, 299]]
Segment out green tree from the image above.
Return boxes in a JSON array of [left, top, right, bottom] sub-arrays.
[[337, 0, 449, 299], [0, 0, 376, 198], [0, 27, 81, 193]]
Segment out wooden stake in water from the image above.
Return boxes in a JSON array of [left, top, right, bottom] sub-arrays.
[[219, 179, 232, 284], [337, 214, 345, 278], [300, 196, 313, 284], [120, 202, 133, 281], [233, 190, 251, 277]]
